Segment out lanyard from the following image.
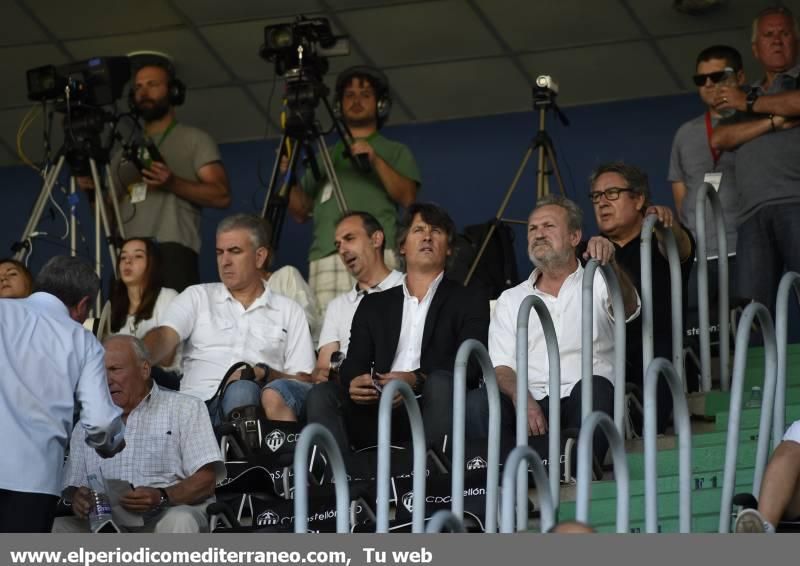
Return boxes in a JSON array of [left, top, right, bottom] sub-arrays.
[[155, 120, 177, 147], [704, 111, 721, 168]]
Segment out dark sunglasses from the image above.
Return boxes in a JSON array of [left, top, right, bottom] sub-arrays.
[[692, 70, 730, 87]]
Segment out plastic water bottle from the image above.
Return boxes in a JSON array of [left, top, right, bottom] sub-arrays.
[[716, 67, 738, 119], [87, 473, 113, 533]]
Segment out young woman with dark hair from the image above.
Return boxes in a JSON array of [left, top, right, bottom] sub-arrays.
[[110, 238, 181, 389]]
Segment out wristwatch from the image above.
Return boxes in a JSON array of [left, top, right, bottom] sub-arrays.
[[746, 88, 760, 114], [157, 488, 170, 510], [255, 362, 271, 382]]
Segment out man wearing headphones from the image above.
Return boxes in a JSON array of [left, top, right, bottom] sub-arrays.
[[113, 53, 231, 292], [285, 66, 421, 312]]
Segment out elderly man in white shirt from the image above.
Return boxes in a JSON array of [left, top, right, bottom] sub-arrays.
[[468, 196, 639, 463], [144, 214, 315, 425], [313, 211, 403, 381]]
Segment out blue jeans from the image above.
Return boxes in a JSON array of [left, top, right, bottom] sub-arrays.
[[207, 379, 312, 427], [737, 203, 800, 311], [263, 379, 313, 420]]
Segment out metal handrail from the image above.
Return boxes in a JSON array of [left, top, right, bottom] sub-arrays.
[[581, 259, 627, 435], [774, 272, 800, 446], [376, 379, 427, 533], [515, 295, 562, 528], [452, 339, 501, 532], [500, 445, 555, 533], [293, 423, 350, 533], [641, 213, 685, 385], [718, 302, 777, 533], [644, 358, 692, 533], [694, 183, 731, 391], [576, 411, 630, 533], [426, 510, 466, 533]]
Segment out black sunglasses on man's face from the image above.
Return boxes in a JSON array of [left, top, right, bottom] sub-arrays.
[[692, 70, 730, 87]]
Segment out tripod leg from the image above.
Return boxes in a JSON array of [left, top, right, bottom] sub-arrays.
[[536, 108, 549, 199], [14, 155, 66, 261], [542, 141, 568, 197], [69, 178, 77, 257], [261, 132, 291, 219], [463, 146, 535, 286], [315, 137, 349, 214], [104, 163, 126, 241], [89, 159, 118, 277]]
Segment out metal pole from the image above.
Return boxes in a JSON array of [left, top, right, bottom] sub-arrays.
[[500, 445, 555, 533], [576, 411, 630, 533], [640, 214, 685, 385], [774, 272, 800, 447], [315, 136, 349, 214], [425, 510, 466, 533], [376, 379, 427, 533], [644, 358, 692, 533], [69, 177, 77, 256], [104, 163, 126, 241], [451, 339, 501, 532], [581, 260, 627, 435], [718, 302, 777, 532], [695, 183, 730, 392], [293, 423, 350, 533], [516, 295, 561, 529]]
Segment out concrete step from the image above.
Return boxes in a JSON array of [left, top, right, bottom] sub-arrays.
[[689, 386, 800, 418], [626, 441, 757, 478], [559, 486, 726, 527], [558, 467, 754, 503], [714, 403, 800, 432]]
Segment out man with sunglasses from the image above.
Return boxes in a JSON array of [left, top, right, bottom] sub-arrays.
[[712, 6, 800, 311], [588, 162, 694, 433], [669, 45, 744, 263]]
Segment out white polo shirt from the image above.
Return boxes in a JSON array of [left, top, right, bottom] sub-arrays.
[[161, 282, 316, 401], [489, 264, 640, 400], [318, 269, 404, 353]]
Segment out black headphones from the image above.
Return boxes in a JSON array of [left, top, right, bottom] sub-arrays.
[[334, 65, 392, 128], [127, 55, 186, 111]]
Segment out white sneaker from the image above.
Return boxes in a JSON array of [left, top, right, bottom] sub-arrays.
[[734, 509, 772, 533]]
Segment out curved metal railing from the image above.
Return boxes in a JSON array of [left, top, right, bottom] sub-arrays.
[[376, 379, 427, 533], [694, 183, 731, 392], [644, 358, 692, 533], [500, 445, 555, 533], [293, 423, 350, 533], [581, 258, 627, 434], [452, 339, 501, 532], [774, 271, 800, 446], [575, 411, 630, 533], [641, 213, 685, 385], [718, 302, 777, 533], [515, 295, 561, 529], [425, 510, 466, 533]]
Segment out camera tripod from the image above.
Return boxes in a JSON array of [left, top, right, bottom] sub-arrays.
[[261, 89, 362, 250], [14, 145, 126, 313], [463, 99, 569, 287]]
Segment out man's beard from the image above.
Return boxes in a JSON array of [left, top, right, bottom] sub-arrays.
[[529, 242, 571, 271], [136, 96, 170, 122]]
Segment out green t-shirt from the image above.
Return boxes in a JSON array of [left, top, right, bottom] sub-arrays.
[[300, 132, 421, 261]]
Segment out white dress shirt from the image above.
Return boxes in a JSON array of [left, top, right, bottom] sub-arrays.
[[318, 269, 404, 353], [267, 265, 322, 343], [489, 264, 640, 400], [161, 282, 316, 401], [0, 293, 124, 496], [391, 271, 444, 372]]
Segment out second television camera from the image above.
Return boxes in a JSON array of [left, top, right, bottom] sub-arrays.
[[259, 16, 349, 137]]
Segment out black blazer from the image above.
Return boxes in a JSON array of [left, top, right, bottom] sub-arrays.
[[340, 276, 489, 389]]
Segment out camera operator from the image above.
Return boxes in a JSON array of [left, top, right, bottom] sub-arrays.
[[283, 66, 421, 312], [80, 54, 231, 292]]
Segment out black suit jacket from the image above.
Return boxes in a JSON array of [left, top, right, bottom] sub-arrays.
[[340, 276, 489, 390]]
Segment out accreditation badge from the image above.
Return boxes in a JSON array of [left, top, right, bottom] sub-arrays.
[[129, 182, 148, 203], [703, 171, 722, 192]]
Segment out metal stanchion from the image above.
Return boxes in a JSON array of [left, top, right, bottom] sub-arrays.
[[774, 272, 800, 446], [694, 183, 730, 392], [451, 339, 501, 532], [500, 445, 555, 533], [644, 358, 692, 533], [718, 302, 777, 533]]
